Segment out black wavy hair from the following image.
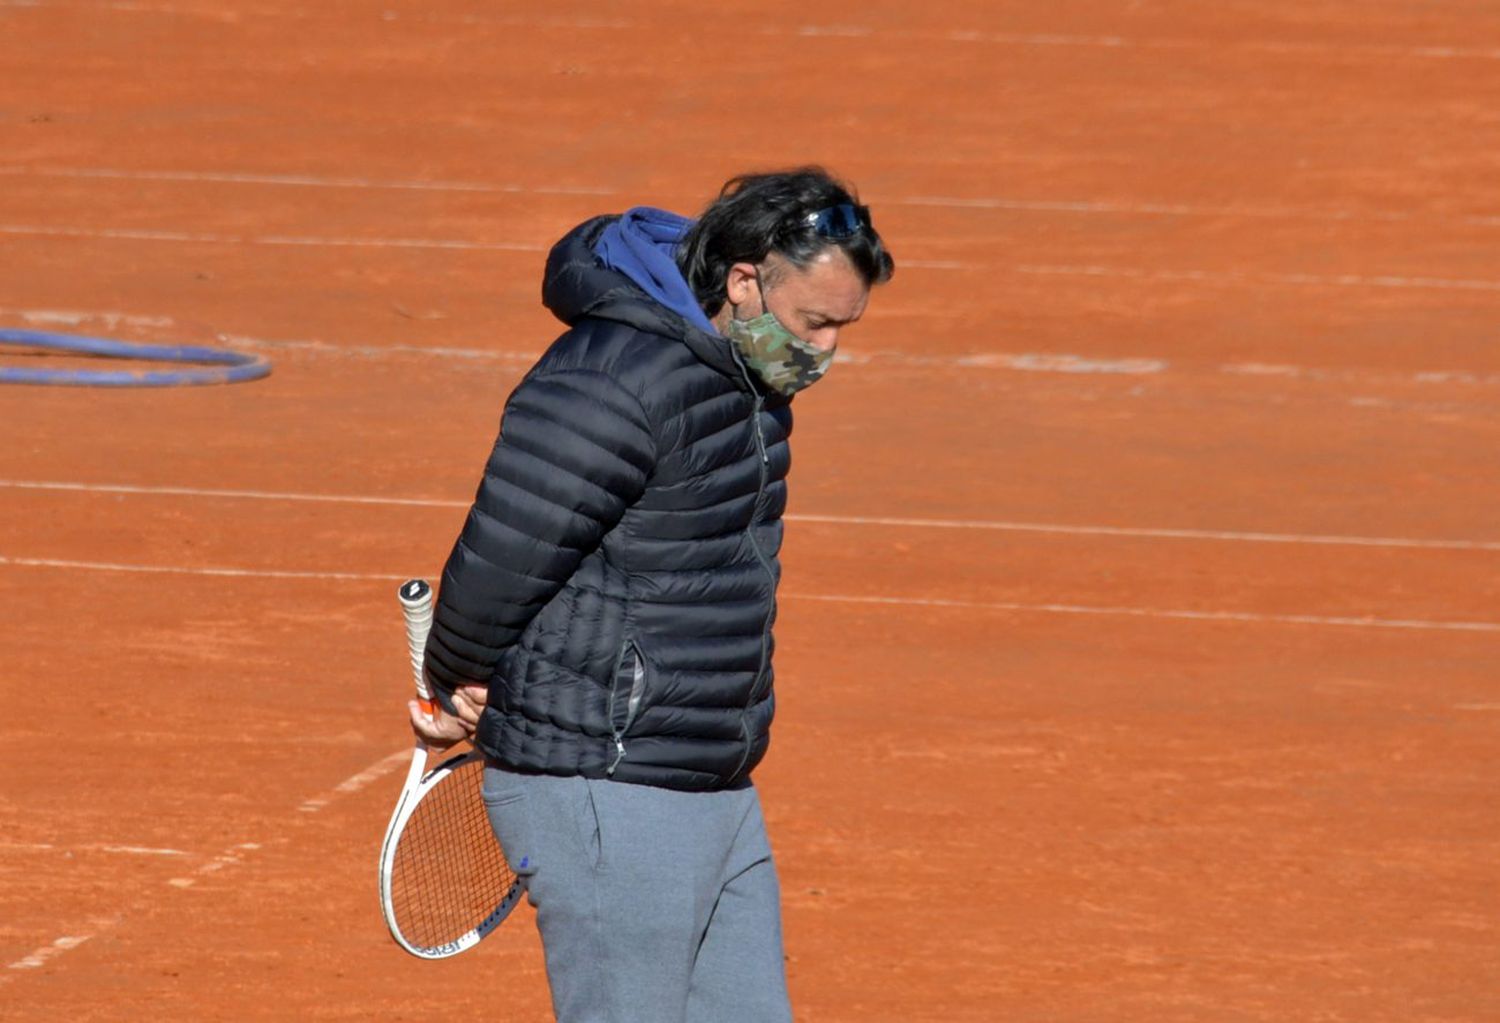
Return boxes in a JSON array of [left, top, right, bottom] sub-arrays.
[[676, 167, 895, 319]]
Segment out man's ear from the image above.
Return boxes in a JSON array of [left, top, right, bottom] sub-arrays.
[[724, 262, 759, 310]]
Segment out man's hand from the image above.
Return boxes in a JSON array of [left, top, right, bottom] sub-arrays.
[[408, 683, 489, 752]]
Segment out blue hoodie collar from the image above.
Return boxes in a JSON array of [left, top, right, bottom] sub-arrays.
[[592, 207, 719, 337]]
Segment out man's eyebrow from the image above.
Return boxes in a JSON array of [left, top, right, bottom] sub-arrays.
[[798, 307, 862, 326]]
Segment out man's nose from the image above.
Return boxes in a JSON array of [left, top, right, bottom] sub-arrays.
[[807, 327, 839, 352]]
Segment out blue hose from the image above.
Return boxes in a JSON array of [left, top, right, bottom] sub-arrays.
[[0, 329, 271, 386]]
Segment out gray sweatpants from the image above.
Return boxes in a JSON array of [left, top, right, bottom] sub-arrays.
[[482, 767, 793, 1023]]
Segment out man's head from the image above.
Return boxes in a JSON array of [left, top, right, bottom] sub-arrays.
[[677, 168, 895, 353]]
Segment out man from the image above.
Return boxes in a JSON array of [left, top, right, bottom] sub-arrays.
[[411, 168, 894, 1022]]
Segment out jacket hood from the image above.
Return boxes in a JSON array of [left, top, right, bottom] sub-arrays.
[[542, 212, 745, 384], [594, 207, 719, 335]]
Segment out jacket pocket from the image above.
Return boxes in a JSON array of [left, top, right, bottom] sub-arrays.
[[606, 638, 652, 776], [576, 778, 607, 872], [481, 766, 536, 877], [608, 637, 652, 738]]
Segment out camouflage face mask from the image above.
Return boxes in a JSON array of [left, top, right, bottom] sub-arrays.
[[726, 272, 836, 397]]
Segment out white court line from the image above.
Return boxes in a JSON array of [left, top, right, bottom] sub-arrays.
[[0, 306, 177, 330], [900, 194, 1415, 224], [943, 352, 1166, 374], [4, 223, 1497, 293], [0, 551, 1494, 634], [0, 478, 462, 508], [230, 335, 1171, 377], [1011, 264, 1500, 293], [782, 593, 1500, 634], [0, 224, 544, 253], [0, 1, 634, 27], [164, 844, 262, 889], [9, 306, 1500, 387], [2, 478, 1498, 552], [297, 749, 413, 812], [0, 553, 406, 581], [0, 841, 189, 856], [4, 934, 97, 972], [907, 26, 1500, 62], [220, 336, 545, 364], [0, 166, 616, 196], [4, 1, 1499, 61], [245, 337, 1500, 387], [9, 309, 1153, 375], [7, 166, 1500, 230], [2, 749, 411, 980], [785, 512, 1500, 553]]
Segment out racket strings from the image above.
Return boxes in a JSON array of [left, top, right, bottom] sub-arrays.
[[388, 756, 517, 950]]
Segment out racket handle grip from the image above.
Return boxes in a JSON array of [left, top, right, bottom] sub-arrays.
[[398, 579, 435, 708]]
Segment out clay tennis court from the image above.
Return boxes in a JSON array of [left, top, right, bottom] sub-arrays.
[[3, 1, 1498, 1019]]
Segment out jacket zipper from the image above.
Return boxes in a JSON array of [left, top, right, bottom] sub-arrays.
[[607, 639, 647, 776], [730, 371, 777, 779]]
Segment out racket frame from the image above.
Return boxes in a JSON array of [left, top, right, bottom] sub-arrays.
[[377, 748, 524, 958], [377, 578, 523, 960]]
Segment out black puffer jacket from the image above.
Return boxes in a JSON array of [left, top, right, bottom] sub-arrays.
[[424, 216, 792, 791]]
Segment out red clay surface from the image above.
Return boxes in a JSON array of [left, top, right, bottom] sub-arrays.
[[2, 2, 1498, 1020]]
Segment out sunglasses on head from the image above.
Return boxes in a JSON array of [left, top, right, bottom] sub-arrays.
[[800, 203, 871, 240]]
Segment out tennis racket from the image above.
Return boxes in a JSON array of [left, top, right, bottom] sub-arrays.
[[377, 578, 523, 959]]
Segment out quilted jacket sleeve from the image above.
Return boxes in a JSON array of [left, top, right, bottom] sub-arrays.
[[423, 368, 656, 693]]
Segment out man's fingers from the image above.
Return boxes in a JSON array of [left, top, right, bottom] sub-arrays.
[[408, 700, 466, 746], [407, 698, 480, 758], [407, 701, 438, 739], [452, 683, 488, 709], [449, 684, 488, 726]]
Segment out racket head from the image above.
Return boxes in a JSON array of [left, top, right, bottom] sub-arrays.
[[378, 749, 523, 959]]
